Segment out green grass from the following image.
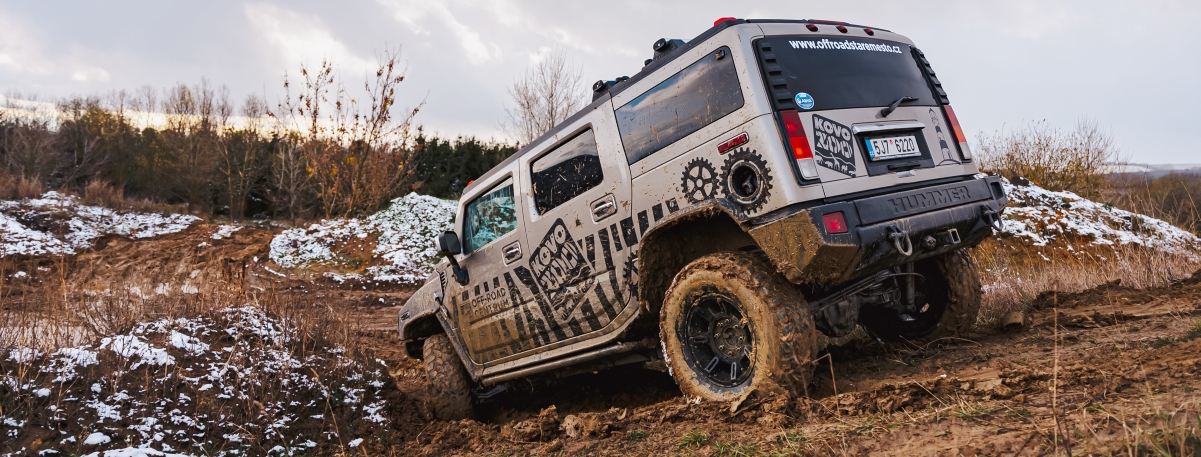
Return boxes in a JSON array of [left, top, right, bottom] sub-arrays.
[[626, 429, 648, 441], [679, 430, 710, 448]]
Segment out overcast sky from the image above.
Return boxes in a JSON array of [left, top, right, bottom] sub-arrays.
[[1, 0, 1197, 163]]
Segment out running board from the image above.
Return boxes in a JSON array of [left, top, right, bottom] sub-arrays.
[[479, 339, 656, 386]]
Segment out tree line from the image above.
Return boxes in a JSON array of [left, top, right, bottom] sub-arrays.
[[0, 50, 517, 221]]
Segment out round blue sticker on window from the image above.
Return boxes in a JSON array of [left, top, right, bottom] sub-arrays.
[[795, 92, 815, 110]]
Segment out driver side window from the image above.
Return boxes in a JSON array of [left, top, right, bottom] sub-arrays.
[[463, 177, 517, 253]]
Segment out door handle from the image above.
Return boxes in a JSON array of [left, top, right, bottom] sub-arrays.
[[502, 241, 522, 264], [591, 194, 617, 222]]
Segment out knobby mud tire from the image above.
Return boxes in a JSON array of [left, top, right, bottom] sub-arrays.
[[862, 248, 983, 342], [921, 248, 982, 341], [660, 251, 818, 402], [422, 334, 474, 420]]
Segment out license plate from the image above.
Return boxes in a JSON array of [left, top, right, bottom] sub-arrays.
[[865, 135, 921, 161]]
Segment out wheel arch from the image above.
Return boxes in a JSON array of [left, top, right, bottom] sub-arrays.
[[636, 204, 759, 322]]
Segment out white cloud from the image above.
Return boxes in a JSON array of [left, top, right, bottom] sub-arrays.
[[376, 0, 502, 65], [243, 3, 376, 77], [0, 9, 109, 82]]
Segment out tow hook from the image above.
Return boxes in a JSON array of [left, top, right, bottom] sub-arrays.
[[887, 226, 913, 256], [982, 205, 1004, 232]]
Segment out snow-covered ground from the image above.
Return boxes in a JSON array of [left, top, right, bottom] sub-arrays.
[[1, 307, 394, 456], [0, 192, 199, 257], [269, 193, 456, 285], [999, 179, 1200, 253]]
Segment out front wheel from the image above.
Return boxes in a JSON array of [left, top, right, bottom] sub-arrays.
[[660, 251, 818, 402], [422, 334, 474, 420]]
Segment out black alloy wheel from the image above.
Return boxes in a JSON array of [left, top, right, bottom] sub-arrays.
[[679, 292, 755, 388]]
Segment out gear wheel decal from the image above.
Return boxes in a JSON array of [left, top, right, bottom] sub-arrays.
[[681, 157, 720, 204], [622, 251, 639, 292], [720, 148, 773, 213]]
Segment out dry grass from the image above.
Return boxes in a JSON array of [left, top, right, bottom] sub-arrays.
[[972, 238, 1199, 324], [0, 172, 43, 200]]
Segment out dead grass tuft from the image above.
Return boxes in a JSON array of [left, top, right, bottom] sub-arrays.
[[972, 238, 1199, 325]]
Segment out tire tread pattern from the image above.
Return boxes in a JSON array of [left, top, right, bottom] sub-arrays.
[[422, 333, 474, 420]]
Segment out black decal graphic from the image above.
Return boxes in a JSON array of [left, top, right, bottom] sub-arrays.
[[593, 280, 619, 320], [584, 234, 596, 270], [720, 148, 774, 213], [610, 224, 623, 251], [652, 203, 664, 222], [666, 198, 680, 213], [681, 157, 720, 203], [620, 217, 638, 247], [930, 108, 959, 165], [579, 299, 602, 331], [637, 210, 649, 236], [528, 219, 595, 322], [514, 265, 569, 342], [812, 114, 856, 177]]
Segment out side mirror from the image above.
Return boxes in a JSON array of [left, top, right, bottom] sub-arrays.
[[437, 231, 462, 256], [437, 231, 468, 283]]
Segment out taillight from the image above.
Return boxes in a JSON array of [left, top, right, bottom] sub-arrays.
[[780, 110, 819, 180], [713, 17, 737, 26], [943, 105, 971, 160], [822, 212, 848, 234]]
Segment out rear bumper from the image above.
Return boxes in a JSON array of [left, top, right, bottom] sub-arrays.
[[749, 176, 1007, 284]]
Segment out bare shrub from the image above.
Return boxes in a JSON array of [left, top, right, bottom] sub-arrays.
[[976, 118, 1122, 198], [81, 178, 125, 208], [0, 172, 44, 200], [273, 48, 425, 218], [501, 48, 586, 145]]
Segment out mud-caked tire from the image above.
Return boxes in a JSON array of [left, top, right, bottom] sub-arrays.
[[422, 334, 474, 420], [861, 249, 982, 342], [660, 251, 818, 402]]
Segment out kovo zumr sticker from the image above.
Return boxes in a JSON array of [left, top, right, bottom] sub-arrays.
[[794, 92, 815, 110]]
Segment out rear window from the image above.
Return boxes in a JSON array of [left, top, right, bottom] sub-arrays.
[[757, 36, 937, 111], [616, 46, 744, 164]]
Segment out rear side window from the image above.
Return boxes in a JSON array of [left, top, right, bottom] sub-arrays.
[[617, 46, 744, 164], [464, 177, 517, 252], [531, 129, 603, 214]]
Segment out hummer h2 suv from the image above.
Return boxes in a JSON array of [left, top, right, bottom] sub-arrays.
[[398, 17, 1008, 419]]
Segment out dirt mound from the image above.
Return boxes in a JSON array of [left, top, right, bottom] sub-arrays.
[[1, 306, 422, 456], [384, 270, 1201, 456]]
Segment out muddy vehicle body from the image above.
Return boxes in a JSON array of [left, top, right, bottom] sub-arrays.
[[400, 18, 1008, 418]]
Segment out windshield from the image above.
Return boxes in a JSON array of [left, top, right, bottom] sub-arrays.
[[758, 36, 937, 111]]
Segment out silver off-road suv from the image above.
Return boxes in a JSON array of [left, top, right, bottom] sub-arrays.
[[400, 18, 1007, 419]]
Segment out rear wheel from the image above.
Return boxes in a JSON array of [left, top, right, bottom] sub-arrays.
[[660, 251, 817, 402], [860, 249, 981, 341], [422, 334, 474, 420]]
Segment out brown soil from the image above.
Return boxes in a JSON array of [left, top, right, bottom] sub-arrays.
[[6, 225, 1201, 455]]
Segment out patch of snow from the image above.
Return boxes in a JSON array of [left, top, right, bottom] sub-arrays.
[[269, 193, 455, 284], [210, 225, 241, 240], [348, 438, 363, 447], [81, 448, 194, 457], [0, 192, 199, 258], [999, 178, 1200, 254], [83, 432, 111, 445]]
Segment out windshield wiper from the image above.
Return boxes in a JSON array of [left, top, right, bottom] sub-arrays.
[[880, 96, 918, 117]]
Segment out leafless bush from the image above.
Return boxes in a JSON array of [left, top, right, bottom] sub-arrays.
[[1106, 173, 1201, 235], [81, 178, 125, 208], [272, 48, 424, 218], [976, 118, 1122, 198], [501, 48, 586, 145], [0, 172, 43, 200]]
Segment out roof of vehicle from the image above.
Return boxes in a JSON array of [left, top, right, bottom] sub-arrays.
[[461, 18, 893, 197]]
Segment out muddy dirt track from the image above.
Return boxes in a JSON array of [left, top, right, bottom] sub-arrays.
[[9, 224, 1201, 455]]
